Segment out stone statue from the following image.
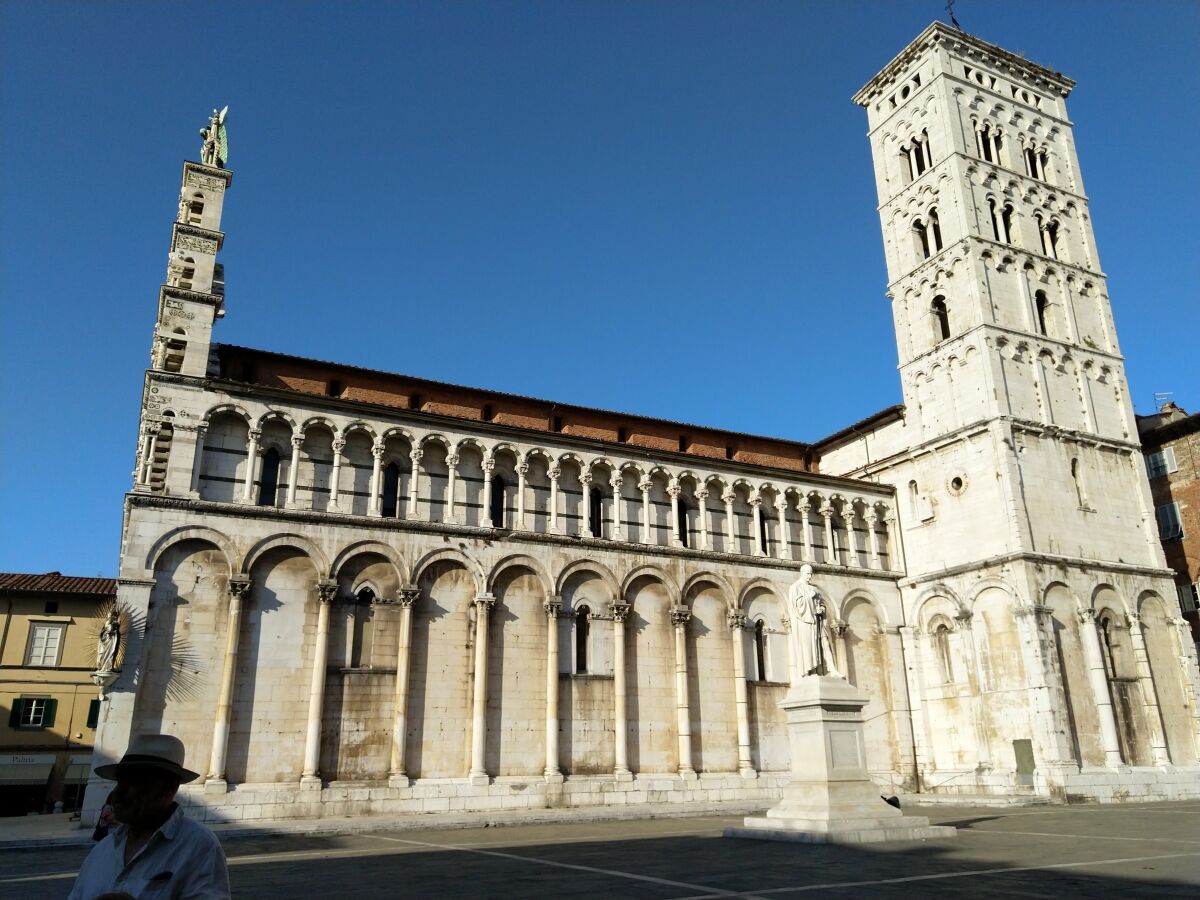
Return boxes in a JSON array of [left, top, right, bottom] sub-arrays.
[[96, 609, 121, 673], [199, 106, 228, 168], [786, 565, 841, 679]]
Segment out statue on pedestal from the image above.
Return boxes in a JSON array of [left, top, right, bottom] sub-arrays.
[[199, 106, 229, 168], [96, 608, 122, 674], [786, 564, 841, 679]]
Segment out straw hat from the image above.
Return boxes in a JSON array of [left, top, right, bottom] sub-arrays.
[[95, 733, 200, 783]]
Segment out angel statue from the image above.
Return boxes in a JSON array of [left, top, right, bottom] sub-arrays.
[[96, 609, 122, 673], [786, 565, 841, 680], [200, 106, 229, 168]]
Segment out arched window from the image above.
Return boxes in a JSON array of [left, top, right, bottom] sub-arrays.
[[977, 124, 994, 163], [589, 487, 603, 537], [753, 619, 767, 681], [382, 462, 401, 518], [988, 198, 1001, 242], [575, 605, 590, 674], [352, 587, 374, 667], [188, 197, 205, 225], [931, 296, 951, 342], [1039, 150, 1051, 183], [1071, 457, 1088, 508], [1001, 204, 1015, 244], [490, 475, 506, 528], [929, 208, 943, 252], [1045, 220, 1060, 260], [257, 447, 281, 506], [759, 506, 770, 555], [179, 257, 196, 290], [163, 330, 187, 373], [677, 499, 690, 549], [913, 218, 931, 260], [932, 622, 954, 683], [1098, 614, 1118, 680], [1024, 146, 1038, 179], [1035, 290, 1050, 336], [908, 480, 920, 519]]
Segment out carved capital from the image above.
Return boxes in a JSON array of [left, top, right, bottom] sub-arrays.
[[371, 444, 385, 460], [228, 576, 251, 599], [332, 438, 346, 453], [474, 593, 496, 610], [410, 449, 424, 464], [722, 489, 736, 504], [398, 585, 420, 608], [579, 470, 592, 486], [1076, 606, 1097, 626], [820, 502, 834, 518], [670, 605, 691, 627], [548, 465, 561, 480], [774, 495, 788, 511], [727, 611, 748, 631], [247, 428, 263, 443], [749, 491, 762, 507], [694, 487, 709, 501], [953, 608, 973, 625], [609, 601, 631, 624], [516, 462, 529, 476], [291, 434, 304, 449], [666, 483, 681, 499], [798, 497, 811, 513], [316, 581, 338, 604], [445, 453, 460, 468], [832, 620, 851, 638], [544, 597, 563, 618], [482, 456, 495, 473], [637, 477, 653, 493], [609, 473, 623, 490]]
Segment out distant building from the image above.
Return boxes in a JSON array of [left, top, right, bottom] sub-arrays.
[[1138, 402, 1200, 645], [0, 573, 115, 816]]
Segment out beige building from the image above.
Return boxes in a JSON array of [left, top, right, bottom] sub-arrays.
[[88, 22, 1200, 826], [0, 573, 115, 816]]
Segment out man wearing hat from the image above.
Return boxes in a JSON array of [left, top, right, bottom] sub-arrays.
[[68, 734, 231, 900]]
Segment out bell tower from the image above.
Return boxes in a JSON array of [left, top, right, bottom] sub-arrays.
[[839, 23, 1163, 573], [149, 107, 232, 378]]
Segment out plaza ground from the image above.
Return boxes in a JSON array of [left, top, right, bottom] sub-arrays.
[[0, 801, 1196, 898]]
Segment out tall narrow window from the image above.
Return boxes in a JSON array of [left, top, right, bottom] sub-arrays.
[[988, 198, 1001, 241], [1001, 204, 1015, 244], [1071, 458, 1088, 508], [1039, 150, 1051, 183], [921, 129, 933, 170], [754, 619, 767, 681], [575, 605, 591, 674], [1035, 291, 1050, 336], [257, 447, 280, 506], [351, 588, 374, 667], [933, 623, 954, 683], [1024, 146, 1039, 179], [1045, 220, 1060, 260], [908, 480, 920, 519], [677, 499, 690, 549], [1098, 615, 1118, 680], [929, 209, 943, 252], [913, 219, 931, 260], [382, 462, 401, 518], [589, 487, 603, 537], [491, 475, 506, 528], [759, 507, 770, 555], [931, 296, 951, 342], [979, 125, 994, 163], [901, 146, 914, 184], [163, 331, 186, 373]]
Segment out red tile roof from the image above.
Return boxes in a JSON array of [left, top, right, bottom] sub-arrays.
[[0, 572, 118, 596]]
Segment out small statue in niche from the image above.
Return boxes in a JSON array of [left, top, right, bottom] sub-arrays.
[[96, 608, 122, 673], [786, 564, 842, 679]]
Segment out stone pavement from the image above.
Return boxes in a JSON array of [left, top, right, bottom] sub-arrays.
[[0, 801, 1197, 898]]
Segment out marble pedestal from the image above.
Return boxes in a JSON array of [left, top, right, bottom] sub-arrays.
[[726, 676, 956, 844]]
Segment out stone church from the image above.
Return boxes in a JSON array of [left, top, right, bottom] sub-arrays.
[[89, 22, 1200, 824]]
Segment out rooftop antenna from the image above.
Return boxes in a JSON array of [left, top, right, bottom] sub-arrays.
[[947, 0, 963, 30], [1153, 391, 1174, 410]]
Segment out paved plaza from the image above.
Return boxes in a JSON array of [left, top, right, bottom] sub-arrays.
[[0, 801, 1197, 898]]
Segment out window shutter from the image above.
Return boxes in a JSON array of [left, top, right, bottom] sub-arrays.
[[42, 698, 57, 728], [87, 699, 101, 729], [1165, 447, 1178, 474], [8, 699, 23, 727]]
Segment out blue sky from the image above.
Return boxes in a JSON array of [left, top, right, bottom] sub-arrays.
[[2, 1, 1196, 577]]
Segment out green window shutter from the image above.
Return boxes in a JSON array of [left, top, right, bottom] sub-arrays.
[[7, 699, 23, 727], [86, 699, 101, 729], [42, 698, 57, 729]]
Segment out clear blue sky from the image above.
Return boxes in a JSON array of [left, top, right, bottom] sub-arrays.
[[2, 1, 1196, 577]]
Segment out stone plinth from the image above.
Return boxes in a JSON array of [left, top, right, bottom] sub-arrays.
[[726, 676, 955, 844]]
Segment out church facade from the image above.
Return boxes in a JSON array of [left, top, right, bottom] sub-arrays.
[[89, 23, 1200, 824]]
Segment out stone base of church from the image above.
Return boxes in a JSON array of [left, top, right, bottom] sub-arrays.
[[905, 765, 1200, 804]]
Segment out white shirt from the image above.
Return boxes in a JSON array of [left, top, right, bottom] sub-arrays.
[[68, 804, 231, 900]]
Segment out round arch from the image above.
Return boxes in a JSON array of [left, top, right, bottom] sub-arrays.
[[486, 554, 552, 597], [329, 540, 408, 585], [555, 559, 620, 600], [145, 526, 236, 576], [240, 533, 329, 577], [620, 564, 680, 603], [411, 547, 485, 595]]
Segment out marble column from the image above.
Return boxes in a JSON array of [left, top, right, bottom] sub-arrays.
[[329, 436, 345, 511], [609, 473, 624, 541], [1077, 607, 1123, 766], [1127, 613, 1171, 766], [695, 488, 710, 551], [444, 453, 459, 524], [481, 455, 496, 528], [544, 598, 563, 782], [189, 423, 208, 496], [728, 611, 756, 778], [407, 449, 423, 519], [723, 490, 737, 552], [667, 479, 682, 547], [579, 471, 593, 538], [205, 576, 250, 788], [516, 462, 529, 530], [368, 443, 384, 517], [638, 477, 653, 545], [798, 498, 812, 561], [611, 601, 633, 781], [469, 593, 495, 785], [750, 491, 766, 557], [866, 508, 882, 570], [301, 580, 338, 785], [671, 605, 697, 778], [286, 433, 303, 507], [842, 500, 857, 567], [820, 502, 836, 565], [241, 428, 262, 503], [388, 586, 420, 785], [775, 495, 791, 560], [548, 464, 561, 534], [883, 510, 904, 573]]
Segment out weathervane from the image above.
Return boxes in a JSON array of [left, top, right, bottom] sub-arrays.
[[200, 106, 230, 168]]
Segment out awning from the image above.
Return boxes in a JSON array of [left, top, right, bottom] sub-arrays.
[[0, 761, 54, 786], [63, 754, 93, 784]]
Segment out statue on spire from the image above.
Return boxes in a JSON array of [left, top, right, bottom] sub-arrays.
[[200, 106, 230, 168]]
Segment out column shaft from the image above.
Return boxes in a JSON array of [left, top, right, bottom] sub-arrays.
[[301, 583, 336, 783], [1078, 611, 1124, 766], [329, 438, 344, 510], [469, 596, 494, 783], [241, 430, 261, 503], [776, 498, 790, 560], [407, 451, 423, 519], [544, 600, 562, 780], [611, 603, 632, 779], [671, 607, 695, 777], [189, 426, 208, 495], [639, 481, 653, 545], [388, 590, 418, 781], [286, 435, 302, 507], [369, 446, 383, 517], [728, 613, 755, 777], [445, 455, 458, 523], [548, 469, 560, 533], [206, 579, 249, 784]]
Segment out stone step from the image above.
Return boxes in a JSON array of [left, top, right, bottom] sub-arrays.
[[897, 791, 1053, 808]]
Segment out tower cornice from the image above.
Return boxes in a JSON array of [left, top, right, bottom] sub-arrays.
[[853, 22, 1075, 108]]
